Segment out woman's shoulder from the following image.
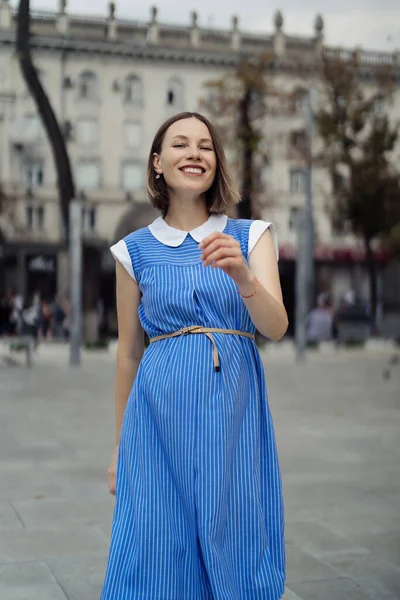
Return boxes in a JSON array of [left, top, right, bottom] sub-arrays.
[[226, 217, 279, 260], [123, 225, 153, 247]]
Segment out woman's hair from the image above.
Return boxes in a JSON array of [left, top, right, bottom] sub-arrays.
[[147, 112, 240, 217]]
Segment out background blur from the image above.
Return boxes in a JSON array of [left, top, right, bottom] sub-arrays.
[[0, 2, 399, 599]]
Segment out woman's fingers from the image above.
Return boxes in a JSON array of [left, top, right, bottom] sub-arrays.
[[201, 238, 241, 266], [203, 246, 241, 267], [108, 468, 116, 495]]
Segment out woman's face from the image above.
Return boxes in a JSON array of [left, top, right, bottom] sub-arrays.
[[153, 117, 217, 198]]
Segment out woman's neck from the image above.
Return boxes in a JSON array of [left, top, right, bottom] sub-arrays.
[[164, 196, 209, 232]]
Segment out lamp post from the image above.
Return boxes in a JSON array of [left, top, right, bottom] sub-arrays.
[[69, 195, 83, 366], [305, 88, 315, 314], [295, 88, 315, 363]]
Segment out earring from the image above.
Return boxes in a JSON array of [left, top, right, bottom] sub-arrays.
[[155, 172, 161, 179]]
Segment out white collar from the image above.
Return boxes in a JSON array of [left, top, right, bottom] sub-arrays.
[[148, 213, 228, 247]]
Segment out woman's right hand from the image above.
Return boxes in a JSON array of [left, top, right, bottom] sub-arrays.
[[107, 445, 119, 496]]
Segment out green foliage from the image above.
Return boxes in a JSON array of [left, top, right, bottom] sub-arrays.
[[315, 57, 400, 242], [200, 53, 275, 218], [316, 56, 400, 322]]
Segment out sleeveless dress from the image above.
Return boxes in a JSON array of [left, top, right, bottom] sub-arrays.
[[101, 213, 285, 600]]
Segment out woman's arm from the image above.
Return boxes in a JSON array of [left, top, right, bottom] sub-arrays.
[[240, 229, 288, 340], [113, 259, 144, 445], [199, 227, 288, 341]]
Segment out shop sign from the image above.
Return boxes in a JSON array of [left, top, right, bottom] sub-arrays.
[[26, 254, 56, 273]]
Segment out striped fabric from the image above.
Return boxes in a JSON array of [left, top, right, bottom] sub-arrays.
[[101, 217, 285, 600]]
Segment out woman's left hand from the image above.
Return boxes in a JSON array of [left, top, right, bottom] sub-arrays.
[[199, 232, 252, 287]]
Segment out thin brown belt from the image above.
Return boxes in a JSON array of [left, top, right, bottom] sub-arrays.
[[149, 325, 255, 372]]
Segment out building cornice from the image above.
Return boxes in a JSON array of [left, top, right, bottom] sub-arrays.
[[0, 10, 399, 74]]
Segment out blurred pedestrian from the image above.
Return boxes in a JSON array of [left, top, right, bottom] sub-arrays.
[[38, 297, 53, 341], [8, 288, 23, 335], [307, 293, 335, 342], [0, 294, 12, 335], [21, 293, 40, 340], [101, 112, 288, 599], [51, 294, 66, 339]]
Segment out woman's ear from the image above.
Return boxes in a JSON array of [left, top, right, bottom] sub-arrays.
[[153, 153, 161, 173]]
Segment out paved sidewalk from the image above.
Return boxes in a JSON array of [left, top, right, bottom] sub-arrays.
[[0, 348, 399, 599]]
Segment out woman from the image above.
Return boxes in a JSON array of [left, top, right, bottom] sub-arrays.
[[101, 112, 288, 599]]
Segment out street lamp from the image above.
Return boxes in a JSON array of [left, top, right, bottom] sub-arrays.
[[69, 195, 83, 366]]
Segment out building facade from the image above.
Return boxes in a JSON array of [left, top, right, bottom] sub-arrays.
[[0, 0, 399, 332]]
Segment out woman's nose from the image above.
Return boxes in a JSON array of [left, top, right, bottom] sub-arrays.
[[186, 146, 201, 159]]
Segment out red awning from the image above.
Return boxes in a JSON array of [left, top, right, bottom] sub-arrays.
[[278, 244, 391, 263]]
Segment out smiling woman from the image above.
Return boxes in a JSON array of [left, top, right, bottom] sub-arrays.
[[147, 111, 240, 218], [101, 111, 288, 600]]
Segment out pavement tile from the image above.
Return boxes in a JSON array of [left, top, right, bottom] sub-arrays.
[[47, 556, 108, 600], [0, 562, 68, 600], [324, 550, 400, 599], [12, 497, 114, 528], [285, 521, 369, 558], [285, 544, 341, 583], [0, 462, 61, 502], [281, 588, 304, 600], [0, 501, 25, 530], [289, 577, 374, 600], [0, 525, 108, 563], [351, 530, 400, 568]]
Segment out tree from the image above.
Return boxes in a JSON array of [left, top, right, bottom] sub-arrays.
[[16, 0, 102, 341], [16, 0, 75, 234], [201, 53, 276, 219], [315, 56, 400, 323]]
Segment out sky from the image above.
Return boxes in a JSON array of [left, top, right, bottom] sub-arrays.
[[20, 0, 400, 52]]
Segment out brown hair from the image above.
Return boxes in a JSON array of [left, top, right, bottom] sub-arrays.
[[146, 112, 240, 217]]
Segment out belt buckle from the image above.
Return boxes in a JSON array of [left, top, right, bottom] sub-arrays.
[[179, 327, 190, 336]]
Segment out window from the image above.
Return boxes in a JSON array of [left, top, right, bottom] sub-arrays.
[[23, 160, 44, 188], [122, 163, 144, 192], [123, 122, 143, 149], [82, 206, 97, 232], [37, 205, 45, 229], [26, 206, 34, 229], [26, 205, 45, 230], [76, 118, 99, 146], [77, 71, 98, 102], [124, 75, 143, 105], [75, 161, 100, 190], [290, 129, 307, 151], [166, 77, 184, 110], [23, 114, 44, 141], [290, 168, 306, 194]]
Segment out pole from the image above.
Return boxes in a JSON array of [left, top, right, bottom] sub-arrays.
[[304, 88, 315, 314], [69, 198, 82, 366], [295, 209, 308, 363]]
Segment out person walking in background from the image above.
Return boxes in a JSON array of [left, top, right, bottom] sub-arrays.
[[101, 112, 288, 600], [8, 289, 23, 335], [0, 294, 11, 334], [51, 294, 66, 339], [38, 297, 53, 341], [307, 293, 335, 343], [21, 292, 40, 340]]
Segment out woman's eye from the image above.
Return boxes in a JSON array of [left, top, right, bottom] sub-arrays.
[[201, 147, 213, 151], [173, 144, 185, 148]]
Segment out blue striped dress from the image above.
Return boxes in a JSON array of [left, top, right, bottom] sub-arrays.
[[101, 214, 285, 599]]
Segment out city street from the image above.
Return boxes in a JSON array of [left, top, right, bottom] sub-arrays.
[[0, 346, 399, 599]]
